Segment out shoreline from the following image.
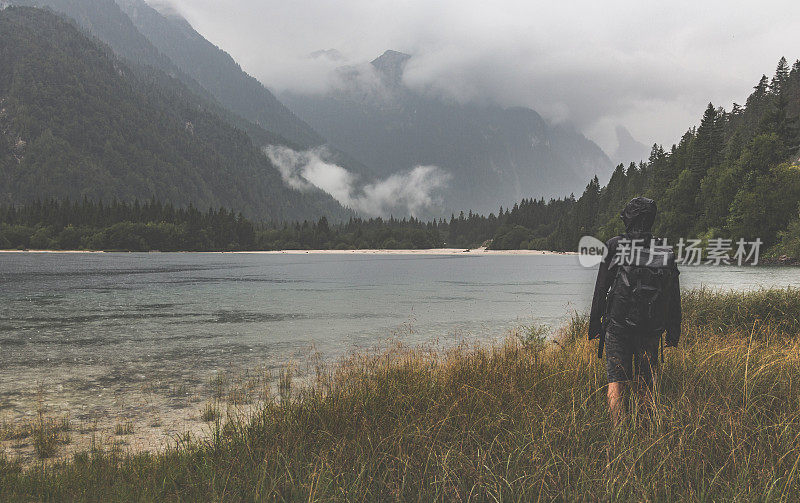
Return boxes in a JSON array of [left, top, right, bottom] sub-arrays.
[[0, 247, 577, 256], [241, 247, 576, 256], [2, 248, 792, 263]]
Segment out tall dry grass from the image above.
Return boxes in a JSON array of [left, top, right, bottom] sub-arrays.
[[2, 287, 800, 501]]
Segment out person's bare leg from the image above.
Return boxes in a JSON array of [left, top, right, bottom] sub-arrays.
[[607, 381, 625, 425]]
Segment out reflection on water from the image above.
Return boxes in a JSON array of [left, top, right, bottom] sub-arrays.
[[1, 251, 799, 453]]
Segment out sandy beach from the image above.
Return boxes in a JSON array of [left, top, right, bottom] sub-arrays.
[[1, 247, 577, 255], [0, 249, 105, 253], [234, 247, 576, 256]]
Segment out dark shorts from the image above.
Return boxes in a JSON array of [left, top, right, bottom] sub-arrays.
[[605, 329, 660, 384]]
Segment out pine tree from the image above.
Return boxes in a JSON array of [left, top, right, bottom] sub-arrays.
[[771, 57, 790, 94], [746, 75, 771, 122], [690, 103, 722, 177]]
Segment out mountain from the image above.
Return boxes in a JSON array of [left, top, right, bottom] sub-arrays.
[[0, 6, 347, 220], [12, 0, 176, 71], [611, 125, 650, 167], [3, 2, 610, 217], [114, 0, 323, 149], [8, 0, 319, 149], [9, 0, 376, 178], [281, 50, 613, 215]]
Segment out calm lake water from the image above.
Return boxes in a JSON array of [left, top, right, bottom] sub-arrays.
[[2, 252, 800, 427]]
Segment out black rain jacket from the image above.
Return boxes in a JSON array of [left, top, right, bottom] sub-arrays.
[[588, 198, 682, 348]]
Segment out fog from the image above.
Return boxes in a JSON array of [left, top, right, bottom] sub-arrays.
[[264, 146, 450, 217], [156, 0, 800, 153]]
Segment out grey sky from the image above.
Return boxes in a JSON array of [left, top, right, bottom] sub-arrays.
[[156, 0, 800, 154]]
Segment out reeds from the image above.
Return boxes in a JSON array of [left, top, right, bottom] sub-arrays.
[[2, 414, 71, 461], [113, 422, 134, 436], [2, 287, 800, 501]]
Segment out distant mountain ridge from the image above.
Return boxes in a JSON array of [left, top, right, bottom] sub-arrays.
[[282, 50, 613, 214], [371, 50, 411, 85], [612, 125, 650, 167]]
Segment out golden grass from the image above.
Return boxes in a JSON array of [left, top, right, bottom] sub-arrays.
[[1, 287, 800, 501], [113, 421, 134, 436]]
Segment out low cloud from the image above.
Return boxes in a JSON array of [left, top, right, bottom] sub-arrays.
[[160, 0, 800, 153], [264, 145, 450, 217]]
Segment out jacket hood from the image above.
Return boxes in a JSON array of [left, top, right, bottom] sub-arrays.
[[620, 197, 656, 233]]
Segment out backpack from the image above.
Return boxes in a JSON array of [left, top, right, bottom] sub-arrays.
[[605, 239, 676, 334]]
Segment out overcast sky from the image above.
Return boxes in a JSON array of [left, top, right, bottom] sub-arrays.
[[155, 0, 800, 154]]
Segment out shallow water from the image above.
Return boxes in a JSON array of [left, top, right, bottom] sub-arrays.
[[1, 252, 799, 452]]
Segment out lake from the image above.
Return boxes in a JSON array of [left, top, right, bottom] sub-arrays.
[[2, 252, 799, 450]]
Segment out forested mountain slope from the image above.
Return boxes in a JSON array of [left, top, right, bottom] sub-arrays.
[[0, 7, 348, 220], [115, 0, 323, 148], [10, 0, 375, 176], [10, 0, 322, 148]]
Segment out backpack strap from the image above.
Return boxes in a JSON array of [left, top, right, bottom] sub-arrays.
[[598, 331, 605, 359]]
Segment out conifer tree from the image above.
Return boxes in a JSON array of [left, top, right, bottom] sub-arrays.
[[771, 57, 790, 94]]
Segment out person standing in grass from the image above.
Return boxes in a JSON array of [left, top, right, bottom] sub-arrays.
[[588, 197, 681, 424]]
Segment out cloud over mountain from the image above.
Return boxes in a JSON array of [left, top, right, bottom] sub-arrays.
[[264, 146, 450, 217], [158, 0, 800, 152]]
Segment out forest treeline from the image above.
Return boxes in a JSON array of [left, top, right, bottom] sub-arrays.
[[0, 197, 567, 251], [540, 57, 800, 256], [485, 56, 800, 256], [2, 58, 800, 255], [0, 199, 257, 251]]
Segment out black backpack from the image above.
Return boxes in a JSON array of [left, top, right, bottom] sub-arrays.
[[605, 239, 676, 335]]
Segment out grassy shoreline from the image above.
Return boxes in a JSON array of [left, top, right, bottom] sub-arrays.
[[3, 287, 800, 501]]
